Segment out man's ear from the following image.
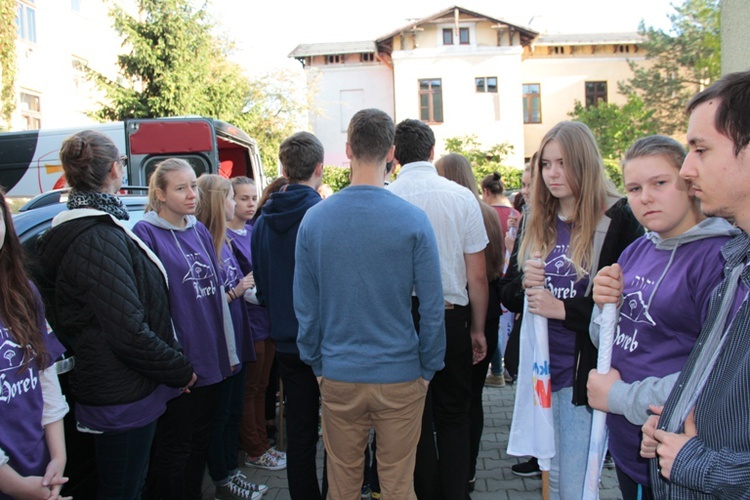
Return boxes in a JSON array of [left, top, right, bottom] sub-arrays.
[[315, 162, 324, 178], [429, 146, 435, 162], [345, 143, 353, 160], [386, 145, 395, 163]]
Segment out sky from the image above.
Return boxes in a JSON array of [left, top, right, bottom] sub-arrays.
[[208, 0, 678, 77]]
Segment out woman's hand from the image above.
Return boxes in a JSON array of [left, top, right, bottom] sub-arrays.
[[42, 456, 68, 499], [525, 288, 565, 319], [587, 368, 621, 412], [523, 252, 546, 289], [593, 264, 624, 308]]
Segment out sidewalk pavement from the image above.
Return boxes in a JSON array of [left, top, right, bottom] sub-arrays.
[[203, 383, 624, 499]]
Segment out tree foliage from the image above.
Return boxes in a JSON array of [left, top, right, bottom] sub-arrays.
[[322, 166, 351, 192], [90, 0, 307, 181], [569, 95, 659, 160], [0, 0, 17, 127], [90, 0, 247, 121], [619, 0, 721, 136], [443, 135, 521, 191]]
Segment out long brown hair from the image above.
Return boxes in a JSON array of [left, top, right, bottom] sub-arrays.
[[518, 121, 618, 278], [435, 153, 504, 280], [196, 174, 232, 256], [0, 189, 48, 370]]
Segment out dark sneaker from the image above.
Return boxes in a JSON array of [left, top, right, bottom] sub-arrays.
[[231, 471, 268, 496], [511, 457, 541, 477], [603, 453, 615, 469], [214, 481, 262, 500], [485, 374, 506, 387]]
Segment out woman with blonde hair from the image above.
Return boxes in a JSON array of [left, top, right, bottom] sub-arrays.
[[196, 174, 266, 498], [499, 121, 642, 498], [134, 159, 239, 500], [435, 152, 504, 493]]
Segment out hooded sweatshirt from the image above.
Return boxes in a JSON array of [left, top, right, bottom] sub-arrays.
[[133, 213, 233, 387], [228, 223, 271, 342], [250, 184, 321, 354], [594, 217, 738, 486]]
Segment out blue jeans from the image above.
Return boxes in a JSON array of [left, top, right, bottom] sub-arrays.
[[93, 420, 157, 499], [549, 386, 593, 500], [207, 366, 247, 484]]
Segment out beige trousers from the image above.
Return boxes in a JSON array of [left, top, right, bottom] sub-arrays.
[[320, 378, 427, 500]]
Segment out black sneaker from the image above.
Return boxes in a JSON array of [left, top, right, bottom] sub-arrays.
[[511, 457, 541, 477]]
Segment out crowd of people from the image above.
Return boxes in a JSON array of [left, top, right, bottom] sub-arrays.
[[2, 69, 750, 500]]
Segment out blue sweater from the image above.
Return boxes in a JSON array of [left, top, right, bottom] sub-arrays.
[[294, 185, 446, 383]]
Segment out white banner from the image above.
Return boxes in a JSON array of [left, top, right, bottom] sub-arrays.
[[507, 297, 554, 470]]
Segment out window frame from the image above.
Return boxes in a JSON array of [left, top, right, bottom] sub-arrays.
[[20, 90, 41, 130], [418, 79, 443, 124], [475, 77, 498, 93], [459, 27, 470, 45], [585, 81, 608, 108], [522, 83, 541, 124], [442, 28, 453, 45], [16, 0, 37, 43]]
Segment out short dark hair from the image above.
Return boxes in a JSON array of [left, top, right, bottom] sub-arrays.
[[60, 130, 119, 192], [347, 109, 394, 163], [394, 119, 435, 166], [278, 132, 324, 183], [481, 172, 505, 195], [686, 70, 750, 156]]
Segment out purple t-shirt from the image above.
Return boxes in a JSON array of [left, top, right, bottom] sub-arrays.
[[227, 226, 271, 342], [607, 234, 729, 485], [133, 221, 230, 386], [0, 288, 65, 484], [220, 241, 256, 363], [546, 218, 589, 391]]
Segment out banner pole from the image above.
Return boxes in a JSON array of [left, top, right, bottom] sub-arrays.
[[542, 470, 550, 500]]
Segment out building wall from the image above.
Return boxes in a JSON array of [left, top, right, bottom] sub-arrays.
[[306, 63, 395, 167], [392, 46, 525, 167], [520, 53, 643, 158], [13, 0, 126, 131], [722, 0, 750, 74]]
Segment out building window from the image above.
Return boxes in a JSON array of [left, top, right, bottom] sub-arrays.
[[550, 46, 565, 55], [20, 91, 41, 130], [459, 27, 470, 45], [326, 54, 343, 64], [442, 28, 453, 45], [419, 79, 443, 123], [585, 81, 607, 108], [360, 53, 374, 62], [476, 77, 497, 93], [16, 1, 36, 43], [522, 83, 541, 124]]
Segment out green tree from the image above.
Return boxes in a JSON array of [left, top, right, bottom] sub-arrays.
[[619, 0, 721, 136], [569, 95, 659, 160], [231, 70, 309, 181], [0, 0, 17, 126], [90, 0, 248, 121], [322, 166, 350, 192], [443, 135, 521, 191]]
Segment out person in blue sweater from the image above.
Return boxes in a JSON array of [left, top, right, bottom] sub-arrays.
[[294, 108, 445, 499], [250, 131, 325, 499]]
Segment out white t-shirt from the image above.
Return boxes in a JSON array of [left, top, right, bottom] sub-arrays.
[[388, 161, 488, 305]]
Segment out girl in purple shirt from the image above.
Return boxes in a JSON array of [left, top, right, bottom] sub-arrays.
[[588, 135, 737, 500], [505, 121, 643, 498], [196, 174, 267, 499], [0, 190, 68, 500]]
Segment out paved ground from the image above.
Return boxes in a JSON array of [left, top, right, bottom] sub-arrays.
[[203, 383, 623, 499]]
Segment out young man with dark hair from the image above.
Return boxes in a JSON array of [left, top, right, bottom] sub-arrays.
[[640, 70, 750, 498], [251, 131, 326, 499], [295, 109, 445, 498], [388, 118, 489, 499]]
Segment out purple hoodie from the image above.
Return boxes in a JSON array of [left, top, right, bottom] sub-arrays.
[[606, 219, 735, 486], [133, 214, 230, 387], [220, 241, 256, 363], [227, 225, 270, 342]]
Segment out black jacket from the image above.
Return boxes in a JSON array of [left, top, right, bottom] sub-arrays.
[[499, 197, 643, 406], [37, 213, 193, 406]]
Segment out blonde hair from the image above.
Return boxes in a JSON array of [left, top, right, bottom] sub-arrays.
[[196, 174, 232, 256], [146, 158, 195, 213], [435, 153, 504, 280], [518, 121, 618, 278]]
